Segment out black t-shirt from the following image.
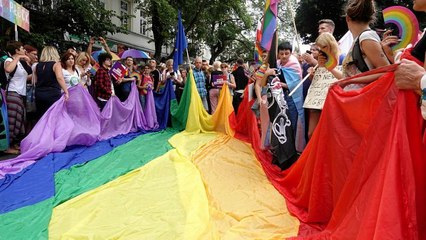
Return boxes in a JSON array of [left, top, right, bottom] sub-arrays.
[[151, 69, 161, 90], [412, 33, 426, 63], [231, 66, 248, 91]]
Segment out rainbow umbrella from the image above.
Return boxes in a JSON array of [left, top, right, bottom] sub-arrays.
[[120, 49, 150, 59], [92, 50, 120, 62]]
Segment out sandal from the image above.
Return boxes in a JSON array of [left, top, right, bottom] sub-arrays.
[[3, 148, 20, 155], [12, 144, 21, 151]]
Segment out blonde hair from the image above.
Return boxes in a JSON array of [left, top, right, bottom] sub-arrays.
[[165, 59, 173, 67], [213, 61, 221, 71], [40, 46, 60, 62], [315, 32, 340, 61], [75, 52, 91, 68]]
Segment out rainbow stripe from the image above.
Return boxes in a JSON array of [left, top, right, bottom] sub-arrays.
[[0, 71, 300, 239], [321, 49, 338, 71], [260, 0, 279, 51], [383, 6, 419, 50]]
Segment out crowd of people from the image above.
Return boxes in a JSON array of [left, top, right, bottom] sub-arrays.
[[247, 0, 426, 169], [0, 37, 254, 157], [0, 0, 425, 172]]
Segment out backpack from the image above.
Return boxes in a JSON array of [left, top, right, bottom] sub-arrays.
[[0, 60, 17, 90], [0, 58, 32, 90], [352, 30, 370, 73], [352, 29, 391, 73]]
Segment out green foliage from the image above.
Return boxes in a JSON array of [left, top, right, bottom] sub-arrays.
[[3, 0, 129, 50], [136, 0, 252, 62], [201, 0, 252, 63], [295, 0, 426, 43]]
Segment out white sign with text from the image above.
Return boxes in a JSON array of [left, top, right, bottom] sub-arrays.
[[303, 67, 341, 110]]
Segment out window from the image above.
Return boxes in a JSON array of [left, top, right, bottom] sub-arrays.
[[120, 0, 130, 29], [139, 11, 148, 35]]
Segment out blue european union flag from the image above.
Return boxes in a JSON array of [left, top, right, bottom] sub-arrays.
[[173, 10, 188, 72]]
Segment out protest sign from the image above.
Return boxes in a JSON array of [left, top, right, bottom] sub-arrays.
[[303, 67, 340, 110]]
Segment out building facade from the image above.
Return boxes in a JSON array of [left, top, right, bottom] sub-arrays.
[[102, 0, 171, 56]]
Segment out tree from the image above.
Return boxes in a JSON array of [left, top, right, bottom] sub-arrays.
[[137, 0, 252, 63], [198, 1, 252, 64], [295, 0, 426, 43], [1, 0, 129, 50], [136, 0, 213, 61]]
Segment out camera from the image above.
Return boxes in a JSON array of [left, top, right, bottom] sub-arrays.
[[170, 72, 175, 76], [306, 50, 312, 54]]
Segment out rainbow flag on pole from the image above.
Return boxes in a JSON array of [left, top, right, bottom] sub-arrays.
[[254, 20, 263, 64], [260, 0, 279, 51]]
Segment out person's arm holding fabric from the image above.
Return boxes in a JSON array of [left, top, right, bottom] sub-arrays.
[[395, 59, 426, 119], [53, 62, 69, 100], [171, 70, 183, 86], [121, 75, 136, 83]]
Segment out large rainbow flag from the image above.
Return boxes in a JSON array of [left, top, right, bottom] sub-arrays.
[[1, 59, 425, 239]]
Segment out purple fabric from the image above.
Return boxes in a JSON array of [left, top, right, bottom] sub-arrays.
[[143, 90, 158, 129], [0, 83, 159, 178]]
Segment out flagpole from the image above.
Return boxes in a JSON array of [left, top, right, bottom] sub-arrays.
[[288, 65, 318, 97], [186, 49, 192, 71], [286, 0, 301, 54]]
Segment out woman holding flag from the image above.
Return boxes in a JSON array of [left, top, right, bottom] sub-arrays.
[[325, 0, 390, 89]]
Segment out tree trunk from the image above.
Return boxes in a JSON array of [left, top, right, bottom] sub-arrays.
[[209, 42, 226, 65], [151, 2, 164, 61]]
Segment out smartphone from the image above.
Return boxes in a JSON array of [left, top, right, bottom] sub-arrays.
[[384, 24, 399, 37], [306, 50, 312, 54]]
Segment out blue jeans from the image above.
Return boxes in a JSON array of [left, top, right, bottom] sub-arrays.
[[201, 96, 208, 111], [139, 95, 146, 109]]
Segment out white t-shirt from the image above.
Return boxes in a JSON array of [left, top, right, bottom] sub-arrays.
[[5, 58, 29, 96], [62, 68, 80, 88], [341, 30, 383, 90], [358, 30, 382, 71]]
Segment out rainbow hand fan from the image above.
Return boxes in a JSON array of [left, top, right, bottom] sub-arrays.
[[383, 6, 419, 50], [319, 49, 338, 71]]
